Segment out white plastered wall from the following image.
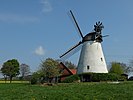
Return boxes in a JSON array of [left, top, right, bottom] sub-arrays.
[[77, 41, 108, 74]]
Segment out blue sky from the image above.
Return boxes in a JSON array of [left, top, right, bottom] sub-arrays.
[[0, 0, 133, 72]]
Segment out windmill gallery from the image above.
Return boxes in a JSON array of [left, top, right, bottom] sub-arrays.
[[59, 11, 109, 81]]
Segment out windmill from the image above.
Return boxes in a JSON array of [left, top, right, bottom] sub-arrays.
[[60, 10, 108, 74]]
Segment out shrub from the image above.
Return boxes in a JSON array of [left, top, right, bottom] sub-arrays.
[[62, 74, 80, 83], [31, 77, 38, 84], [128, 76, 133, 81], [30, 72, 42, 84], [80, 73, 120, 82], [118, 75, 127, 81]]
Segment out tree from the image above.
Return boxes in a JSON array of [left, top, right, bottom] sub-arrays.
[[119, 62, 131, 74], [109, 62, 124, 75], [20, 64, 30, 80], [1, 59, 20, 83], [56, 60, 76, 69], [127, 59, 133, 73], [31, 71, 43, 84], [63, 61, 76, 69], [40, 58, 60, 83]]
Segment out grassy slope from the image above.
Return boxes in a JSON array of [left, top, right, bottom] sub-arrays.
[[0, 82, 133, 100]]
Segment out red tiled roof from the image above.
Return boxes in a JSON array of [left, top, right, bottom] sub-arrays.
[[59, 62, 77, 81], [59, 62, 77, 76], [70, 69, 77, 74]]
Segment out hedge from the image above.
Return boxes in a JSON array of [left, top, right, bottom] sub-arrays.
[[91, 73, 119, 81], [80, 73, 121, 82], [62, 74, 80, 83], [62, 73, 125, 83]]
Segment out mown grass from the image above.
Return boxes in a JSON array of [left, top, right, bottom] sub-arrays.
[[0, 82, 133, 100], [0, 80, 29, 83]]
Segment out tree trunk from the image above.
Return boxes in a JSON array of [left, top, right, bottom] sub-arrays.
[[9, 76, 12, 83], [4, 75, 7, 83]]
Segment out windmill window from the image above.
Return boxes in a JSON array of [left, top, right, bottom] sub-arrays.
[[101, 58, 103, 61], [87, 65, 90, 70]]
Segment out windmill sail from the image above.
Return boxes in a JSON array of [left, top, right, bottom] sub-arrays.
[[60, 41, 82, 59], [70, 10, 84, 39]]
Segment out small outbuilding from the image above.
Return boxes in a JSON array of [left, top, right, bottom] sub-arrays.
[[58, 62, 77, 82]]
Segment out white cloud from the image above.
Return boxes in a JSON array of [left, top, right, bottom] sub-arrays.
[[0, 13, 39, 23], [34, 46, 45, 56], [41, 0, 53, 13]]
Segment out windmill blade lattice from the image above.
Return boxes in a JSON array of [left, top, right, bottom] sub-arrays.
[[60, 41, 82, 58]]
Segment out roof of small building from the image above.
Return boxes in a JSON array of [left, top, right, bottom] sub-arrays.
[[70, 69, 77, 75], [59, 62, 77, 76]]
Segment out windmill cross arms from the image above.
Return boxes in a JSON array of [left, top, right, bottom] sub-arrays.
[[94, 21, 104, 34]]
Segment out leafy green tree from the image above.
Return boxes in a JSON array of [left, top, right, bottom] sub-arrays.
[[109, 62, 124, 75], [1, 59, 20, 83], [56, 60, 76, 69], [111, 62, 133, 74], [63, 61, 76, 69], [40, 58, 60, 83], [31, 71, 43, 84], [20, 64, 30, 80]]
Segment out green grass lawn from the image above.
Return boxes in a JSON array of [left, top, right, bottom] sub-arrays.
[[0, 80, 30, 83], [0, 82, 133, 100]]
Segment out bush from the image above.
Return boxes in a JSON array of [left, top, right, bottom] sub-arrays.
[[80, 73, 120, 82], [62, 75, 80, 83], [118, 75, 127, 81], [92, 73, 119, 81], [31, 77, 38, 84], [30, 72, 42, 84], [128, 76, 133, 81]]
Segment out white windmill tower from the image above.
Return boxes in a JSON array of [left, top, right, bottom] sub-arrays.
[[60, 10, 108, 74]]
